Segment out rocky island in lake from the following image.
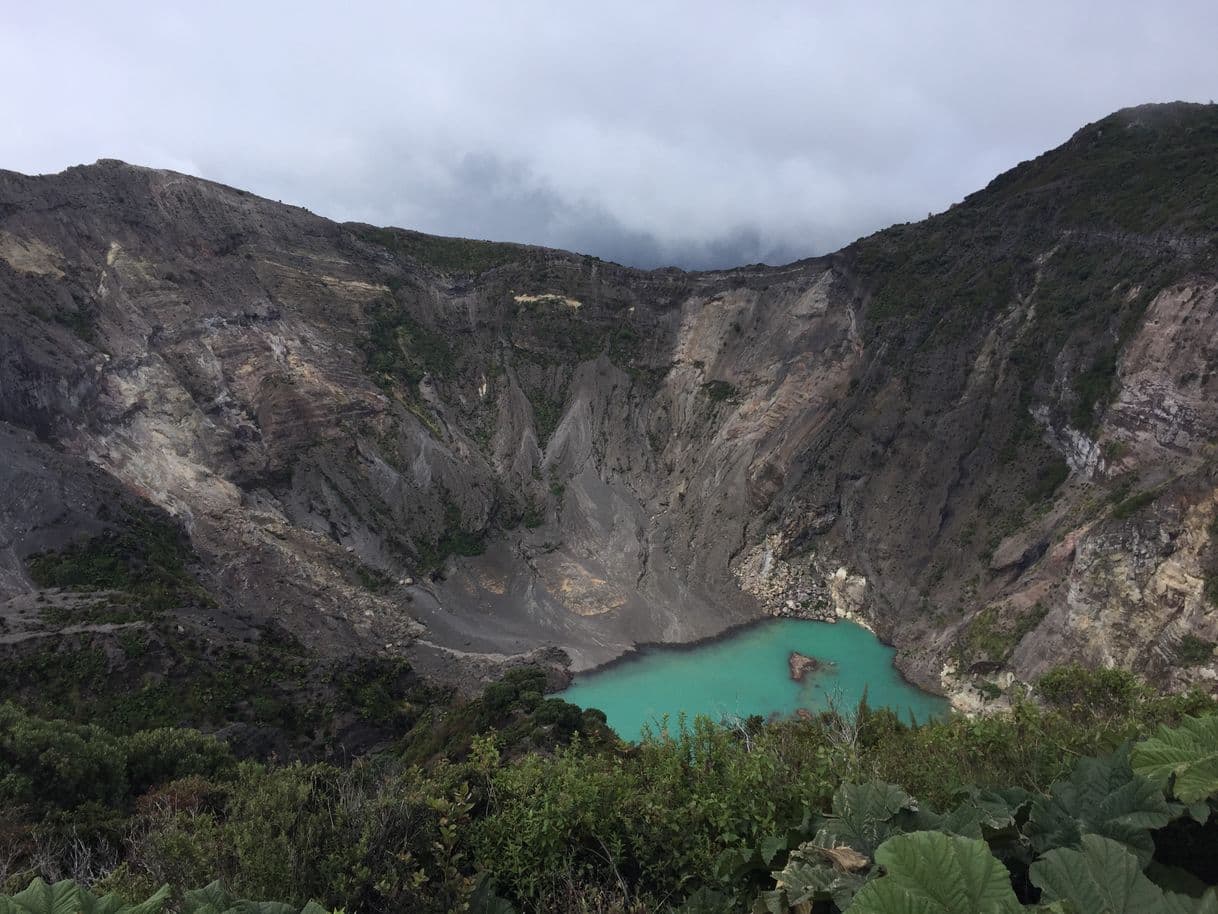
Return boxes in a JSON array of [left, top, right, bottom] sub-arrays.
[[788, 650, 831, 682]]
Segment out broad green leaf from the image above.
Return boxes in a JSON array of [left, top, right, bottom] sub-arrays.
[[182, 883, 234, 914], [233, 903, 295, 914], [847, 831, 1021, 914], [900, 786, 1030, 840], [78, 887, 170, 914], [9, 880, 84, 914], [1133, 716, 1218, 803], [713, 838, 794, 884], [673, 887, 730, 914], [898, 805, 984, 840], [176, 883, 318, 914], [75, 894, 126, 914], [1028, 744, 1179, 866], [759, 834, 788, 866], [1147, 861, 1212, 897], [466, 874, 517, 914], [121, 886, 171, 914], [962, 786, 1032, 828], [756, 892, 785, 914], [2, 881, 169, 914], [817, 782, 916, 857], [1184, 800, 1212, 824], [0, 882, 291, 914], [1030, 834, 1211, 914], [761, 856, 866, 913], [713, 847, 754, 882]]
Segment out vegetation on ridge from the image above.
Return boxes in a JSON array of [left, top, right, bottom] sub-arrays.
[[26, 506, 213, 616], [848, 104, 1218, 443], [355, 225, 524, 274]]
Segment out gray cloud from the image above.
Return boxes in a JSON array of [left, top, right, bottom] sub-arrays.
[[2, 1, 1216, 269]]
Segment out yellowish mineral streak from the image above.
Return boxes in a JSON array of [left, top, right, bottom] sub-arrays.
[[513, 293, 582, 310]]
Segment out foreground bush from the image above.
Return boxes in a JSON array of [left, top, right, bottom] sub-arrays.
[[0, 878, 332, 914], [2, 667, 1217, 912], [0, 703, 235, 814]]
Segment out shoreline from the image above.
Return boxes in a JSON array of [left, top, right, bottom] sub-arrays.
[[561, 614, 948, 704], [568, 614, 777, 678]]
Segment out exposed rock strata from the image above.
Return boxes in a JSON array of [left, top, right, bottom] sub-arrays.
[[2, 104, 1217, 698]]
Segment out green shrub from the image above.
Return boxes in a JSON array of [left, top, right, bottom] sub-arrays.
[[0, 702, 128, 811], [353, 563, 394, 593], [530, 698, 583, 735], [1176, 634, 1216, 666], [123, 728, 235, 795], [25, 507, 212, 612], [415, 502, 487, 571], [959, 604, 1049, 665], [1205, 575, 1218, 609], [362, 299, 456, 389], [357, 226, 521, 274], [1037, 664, 1141, 717], [1072, 348, 1118, 429], [1027, 459, 1070, 504], [335, 658, 415, 723], [521, 501, 544, 529], [976, 680, 1003, 701], [529, 392, 564, 445], [472, 716, 832, 907], [1111, 487, 1161, 520], [7, 663, 1218, 911], [701, 380, 737, 402], [0, 703, 235, 815]]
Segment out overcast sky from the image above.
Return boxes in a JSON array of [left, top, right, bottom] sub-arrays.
[[3, 2, 1216, 269]]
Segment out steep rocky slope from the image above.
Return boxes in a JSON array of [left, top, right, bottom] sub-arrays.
[[2, 102, 1216, 706]]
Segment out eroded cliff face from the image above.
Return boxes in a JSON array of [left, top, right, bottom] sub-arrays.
[[1, 103, 1217, 698]]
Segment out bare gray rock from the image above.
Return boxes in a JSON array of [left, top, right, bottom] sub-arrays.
[[3, 105, 1218, 701]]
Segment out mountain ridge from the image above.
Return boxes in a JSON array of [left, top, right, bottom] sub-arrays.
[[1, 101, 1216, 723]]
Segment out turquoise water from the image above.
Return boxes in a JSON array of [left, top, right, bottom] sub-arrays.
[[559, 619, 947, 740]]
